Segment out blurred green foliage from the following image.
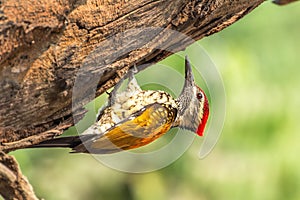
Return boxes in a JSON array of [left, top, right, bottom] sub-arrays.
[[8, 2, 300, 200]]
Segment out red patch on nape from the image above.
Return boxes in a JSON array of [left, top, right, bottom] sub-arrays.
[[196, 97, 209, 136]]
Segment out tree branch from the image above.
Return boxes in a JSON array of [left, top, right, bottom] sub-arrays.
[[0, 152, 38, 199], [0, 0, 264, 147]]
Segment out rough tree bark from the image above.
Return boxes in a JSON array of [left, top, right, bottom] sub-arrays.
[[0, 0, 296, 199]]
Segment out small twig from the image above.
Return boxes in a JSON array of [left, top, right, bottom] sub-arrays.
[[273, 0, 299, 5]]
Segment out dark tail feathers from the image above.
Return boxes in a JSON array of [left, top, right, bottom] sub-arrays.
[[30, 134, 96, 149]]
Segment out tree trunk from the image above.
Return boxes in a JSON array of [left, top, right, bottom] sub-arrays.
[[0, 0, 277, 198]]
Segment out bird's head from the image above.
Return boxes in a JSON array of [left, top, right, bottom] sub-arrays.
[[175, 56, 209, 136]]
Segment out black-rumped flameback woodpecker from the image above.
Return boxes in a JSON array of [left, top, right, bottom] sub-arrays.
[[32, 56, 209, 154]]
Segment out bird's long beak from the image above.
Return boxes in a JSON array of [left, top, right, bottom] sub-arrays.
[[178, 56, 195, 100], [183, 56, 195, 89]]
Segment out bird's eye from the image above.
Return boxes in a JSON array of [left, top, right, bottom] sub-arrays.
[[197, 92, 203, 100]]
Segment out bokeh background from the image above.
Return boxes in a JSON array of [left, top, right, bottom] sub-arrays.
[[8, 2, 300, 200]]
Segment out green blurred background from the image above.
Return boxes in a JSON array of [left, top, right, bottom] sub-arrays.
[[8, 2, 300, 200]]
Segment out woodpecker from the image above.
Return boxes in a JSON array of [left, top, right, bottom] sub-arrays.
[[32, 56, 209, 154]]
